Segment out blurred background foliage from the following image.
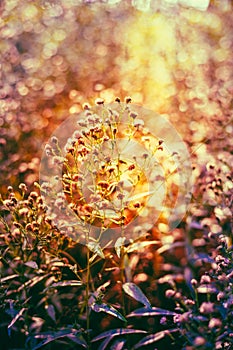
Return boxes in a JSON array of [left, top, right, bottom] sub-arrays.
[[0, 1, 233, 349]]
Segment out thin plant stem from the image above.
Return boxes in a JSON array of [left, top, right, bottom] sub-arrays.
[[120, 224, 127, 326], [86, 246, 91, 349]]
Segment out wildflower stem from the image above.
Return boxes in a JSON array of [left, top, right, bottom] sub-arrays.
[[86, 246, 91, 349], [120, 222, 127, 326]]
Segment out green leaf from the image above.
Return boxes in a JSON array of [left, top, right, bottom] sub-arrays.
[[0, 274, 19, 283], [89, 253, 99, 264], [126, 240, 160, 253], [66, 334, 87, 348], [25, 261, 39, 269], [127, 307, 177, 318], [134, 329, 179, 349], [30, 329, 83, 350], [157, 242, 185, 255], [8, 307, 27, 331], [46, 304, 56, 322], [197, 284, 218, 294], [92, 328, 147, 342], [17, 274, 49, 292], [110, 339, 126, 350], [44, 280, 82, 291], [115, 237, 126, 258], [87, 241, 105, 259], [96, 335, 112, 350], [96, 335, 127, 350], [127, 190, 155, 202], [123, 282, 151, 308], [91, 303, 126, 322]]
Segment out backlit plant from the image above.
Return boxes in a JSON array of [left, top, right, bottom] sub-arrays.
[[40, 98, 191, 251]]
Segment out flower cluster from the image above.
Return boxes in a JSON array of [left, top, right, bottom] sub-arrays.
[[40, 98, 186, 249]]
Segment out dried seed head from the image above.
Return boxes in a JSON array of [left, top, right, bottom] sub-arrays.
[[53, 156, 65, 165], [32, 221, 39, 229], [199, 301, 214, 314], [191, 278, 198, 286], [194, 337, 206, 346], [129, 111, 138, 119], [95, 98, 104, 105], [12, 228, 20, 237], [19, 208, 29, 216], [90, 194, 102, 202], [108, 167, 115, 174], [174, 292, 182, 299], [73, 131, 82, 139], [10, 197, 17, 205], [29, 191, 39, 199], [26, 223, 33, 231], [7, 186, 13, 193], [45, 217, 53, 225], [83, 204, 93, 213], [84, 111, 93, 117], [3, 199, 12, 207], [51, 136, 58, 144], [73, 174, 83, 181], [117, 192, 125, 200], [134, 119, 144, 128], [19, 183, 27, 192], [133, 202, 141, 208], [82, 102, 91, 110], [100, 202, 109, 209], [98, 181, 109, 189], [78, 119, 87, 127], [125, 96, 132, 104], [115, 97, 121, 103], [184, 299, 195, 306], [160, 317, 167, 325], [105, 156, 111, 163], [128, 164, 135, 171], [200, 274, 211, 284], [208, 318, 222, 329], [142, 153, 149, 159], [45, 144, 53, 156], [165, 289, 176, 298]]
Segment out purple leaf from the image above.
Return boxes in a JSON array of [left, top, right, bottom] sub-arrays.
[[92, 329, 147, 343], [127, 307, 177, 318], [123, 282, 151, 308], [8, 307, 27, 332], [44, 280, 82, 291], [134, 329, 179, 349], [91, 303, 126, 322], [31, 329, 83, 350]]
